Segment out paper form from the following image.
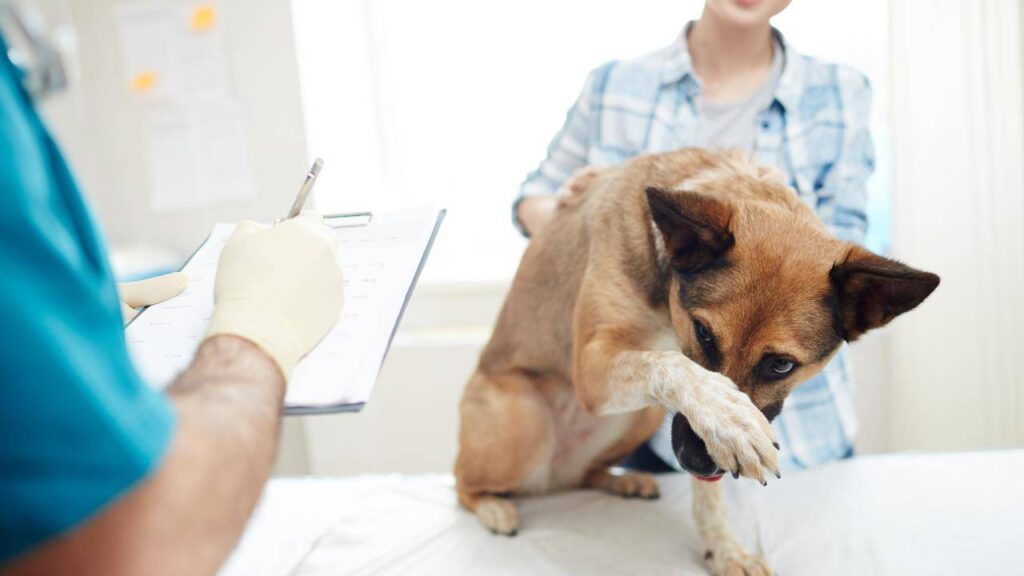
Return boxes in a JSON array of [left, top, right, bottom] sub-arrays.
[[126, 206, 444, 411]]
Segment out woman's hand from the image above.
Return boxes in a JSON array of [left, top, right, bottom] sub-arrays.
[[557, 165, 606, 209], [517, 165, 607, 237], [119, 272, 189, 326]]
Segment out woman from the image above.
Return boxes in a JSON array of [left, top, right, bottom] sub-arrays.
[[514, 0, 872, 472]]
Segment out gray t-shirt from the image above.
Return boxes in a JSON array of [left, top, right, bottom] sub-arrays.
[[694, 39, 784, 152]]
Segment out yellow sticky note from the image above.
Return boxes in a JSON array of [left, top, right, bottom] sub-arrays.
[[190, 5, 216, 32], [131, 71, 158, 93]]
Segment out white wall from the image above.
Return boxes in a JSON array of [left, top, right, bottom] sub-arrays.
[[887, 0, 1024, 451], [36, 0, 309, 256], [32, 0, 313, 474]]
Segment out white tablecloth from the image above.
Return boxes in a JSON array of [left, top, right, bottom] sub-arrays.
[[220, 451, 1024, 576]]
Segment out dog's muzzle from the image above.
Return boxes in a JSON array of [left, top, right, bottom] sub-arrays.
[[671, 413, 725, 482], [671, 402, 784, 481]]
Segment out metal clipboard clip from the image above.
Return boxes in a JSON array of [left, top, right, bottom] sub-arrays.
[[323, 211, 374, 228]]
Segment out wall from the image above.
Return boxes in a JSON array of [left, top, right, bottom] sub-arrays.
[[888, 0, 1024, 450], [35, 0, 309, 255], [31, 0, 312, 474]]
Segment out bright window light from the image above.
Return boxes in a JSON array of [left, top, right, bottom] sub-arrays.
[[291, 0, 890, 284]]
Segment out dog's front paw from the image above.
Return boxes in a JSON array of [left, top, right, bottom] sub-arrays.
[[687, 373, 780, 484], [706, 548, 773, 576]]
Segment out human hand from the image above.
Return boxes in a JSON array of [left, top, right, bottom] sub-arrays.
[[118, 272, 189, 326], [204, 212, 344, 379], [555, 164, 606, 209], [517, 166, 607, 237]]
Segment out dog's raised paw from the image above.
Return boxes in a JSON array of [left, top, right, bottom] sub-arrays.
[[708, 551, 773, 576], [605, 472, 660, 499], [474, 497, 520, 536]]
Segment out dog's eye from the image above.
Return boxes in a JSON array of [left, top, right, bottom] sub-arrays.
[[770, 358, 795, 375], [692, 321, 721, 368], [758, 356, 798, 381], [696, 322, 713, 343]]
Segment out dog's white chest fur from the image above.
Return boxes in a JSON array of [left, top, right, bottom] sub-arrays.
[[519, 390, 633, 495]]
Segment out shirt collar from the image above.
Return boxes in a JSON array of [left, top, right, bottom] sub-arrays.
[[661, 23, 803, 113], [659, 23, 697, 87]]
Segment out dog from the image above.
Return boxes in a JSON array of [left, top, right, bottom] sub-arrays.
[[454, 148, 939, 575]]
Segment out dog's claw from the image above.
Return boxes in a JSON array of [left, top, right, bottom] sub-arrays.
[[731, 469, 740, 480], [773, 442, 781, 450], [774, 470, 781, 479]]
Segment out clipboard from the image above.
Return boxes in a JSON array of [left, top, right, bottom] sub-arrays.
[[125, 207, 446, 416], [286, 208, 445, 415]]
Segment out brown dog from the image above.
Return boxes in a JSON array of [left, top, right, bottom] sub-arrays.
[[454, 149, 938, 575]]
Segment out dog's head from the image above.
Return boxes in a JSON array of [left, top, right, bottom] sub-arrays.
[[645, 157, 939, 479]]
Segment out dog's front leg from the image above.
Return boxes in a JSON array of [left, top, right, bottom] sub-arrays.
[[692, 478, 772, 576], [574, 333, 779, 482]]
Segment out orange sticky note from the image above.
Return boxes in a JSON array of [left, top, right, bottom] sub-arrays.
[[131, 71, 158, 92], [190, 5, 216, 32]]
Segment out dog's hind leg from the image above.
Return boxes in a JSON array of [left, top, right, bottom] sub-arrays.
[[582, 406, 665, 499], [692, 478, 773, 576], [454, 370, 554, 536], [584, 468, 660, 499]]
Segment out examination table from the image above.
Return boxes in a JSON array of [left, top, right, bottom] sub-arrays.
[[220, 450, 1022, 575]]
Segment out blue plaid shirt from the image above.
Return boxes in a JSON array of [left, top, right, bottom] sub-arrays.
[[515, 28, 873, 472]]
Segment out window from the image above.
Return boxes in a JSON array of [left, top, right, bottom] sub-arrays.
[[290, 0, 891, 284]]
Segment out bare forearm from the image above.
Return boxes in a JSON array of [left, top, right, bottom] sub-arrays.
[[157, 335, 286, 572], [6, 336, 286, 576]]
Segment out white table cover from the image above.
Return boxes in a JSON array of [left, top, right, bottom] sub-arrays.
[[221, 451, 1024, 576]]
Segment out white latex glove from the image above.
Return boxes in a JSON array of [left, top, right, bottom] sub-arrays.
[[204, 213, 344, 378], [119, 272, 189, 326]]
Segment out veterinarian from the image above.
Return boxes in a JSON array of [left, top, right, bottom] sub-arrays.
[[514, 0, 871, 472], [0, 7, 343, 574]]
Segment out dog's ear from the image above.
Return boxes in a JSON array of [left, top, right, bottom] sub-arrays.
[[830, 246, 940, 341], [645, 187, 734, 272]]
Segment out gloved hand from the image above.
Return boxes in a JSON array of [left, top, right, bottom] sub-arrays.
[[204, 213, 344, 378], [119, 272, 189, 326]]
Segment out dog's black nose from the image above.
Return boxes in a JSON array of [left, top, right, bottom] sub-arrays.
[[761, 400, 784, 423], [671, 413, 720, 477]]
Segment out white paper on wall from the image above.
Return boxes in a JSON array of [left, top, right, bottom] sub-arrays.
[[116, 1, 252, 211]]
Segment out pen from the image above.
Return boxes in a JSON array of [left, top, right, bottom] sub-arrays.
[[283, 158, 324, 221]]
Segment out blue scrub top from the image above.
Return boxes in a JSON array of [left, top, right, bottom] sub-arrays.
[[0, 35, 174, 562]]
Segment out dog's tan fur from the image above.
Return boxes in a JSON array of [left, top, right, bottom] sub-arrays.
[[455, 149, 938, 575]]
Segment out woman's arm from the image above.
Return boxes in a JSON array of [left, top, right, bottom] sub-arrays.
[[816, 71, 874, 245], [514, 63, 613, 237]]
